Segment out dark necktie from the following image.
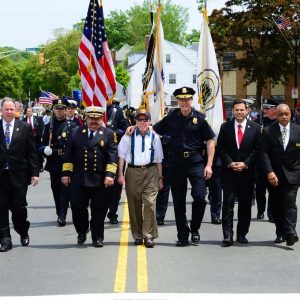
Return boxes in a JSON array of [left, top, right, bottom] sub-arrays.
[[89, 131, 94, 141], [5, 123, 11, 147], [238, 124, 243, 146]]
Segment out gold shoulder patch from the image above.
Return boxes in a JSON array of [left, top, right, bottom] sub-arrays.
[[113, 132, 117, 143]]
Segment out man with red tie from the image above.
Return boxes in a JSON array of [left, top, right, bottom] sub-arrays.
[[23, 106, 44, 171], [217, 99, 261, 246]]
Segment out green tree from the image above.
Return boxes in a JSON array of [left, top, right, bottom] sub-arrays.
[[0, 58, 24, 99], [209, 0, 300, 107], [115, 64, 130, 88], [105, 11, 133, 50]]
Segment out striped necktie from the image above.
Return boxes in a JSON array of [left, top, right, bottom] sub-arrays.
[[5, 123, 11, 147]]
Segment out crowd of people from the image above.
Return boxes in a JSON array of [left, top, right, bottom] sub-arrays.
[[0, 87, 299, 252]]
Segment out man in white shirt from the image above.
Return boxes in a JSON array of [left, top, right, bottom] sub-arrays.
[[118, 109, 163, 248]]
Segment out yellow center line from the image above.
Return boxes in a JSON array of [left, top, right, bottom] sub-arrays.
[[114, 199, 130, 293], [137, 244, 148, 292], [113, 197, 149, 293]]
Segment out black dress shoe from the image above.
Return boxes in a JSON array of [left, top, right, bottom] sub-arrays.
[[176, 239, 189, 247], [212, 218, 221, 225], [257, 213, 264, 220], [237, 236, 248, 244], [157, 220, 165, 225], [134, 239, 143, 245], [57, 218, 66, 227], [77, 233, 87, 245], [144, 238, 154, 248], [222, 237, 233, 247], [0, 241, 13, 252], [93, 239, 103, 247], [274, 236, 285, 244], [191, 232, 200, 243], [109, 217, 119, 225], [286, 235, 299, 246], [21, 234, 30, 246]]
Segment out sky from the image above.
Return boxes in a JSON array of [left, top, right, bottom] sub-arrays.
[[0, 0, 227, 50]]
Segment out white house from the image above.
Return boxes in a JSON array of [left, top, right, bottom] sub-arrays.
[[126, 40, 199, 109]]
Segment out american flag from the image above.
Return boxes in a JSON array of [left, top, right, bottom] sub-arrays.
[[78, 0, 116, 110], [39, 90, 59, 105], [275, 16, 292, 30]]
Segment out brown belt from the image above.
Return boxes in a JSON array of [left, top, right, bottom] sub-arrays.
[[127, 163, 155, 169]]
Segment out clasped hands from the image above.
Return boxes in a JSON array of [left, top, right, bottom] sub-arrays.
[[228, 162, 247, 172]]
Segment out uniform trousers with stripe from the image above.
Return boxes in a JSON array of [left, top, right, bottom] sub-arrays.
[[125, 165, 159, 240]]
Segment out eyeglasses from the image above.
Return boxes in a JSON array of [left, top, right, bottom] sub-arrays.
[[137, 118, 149, 122]]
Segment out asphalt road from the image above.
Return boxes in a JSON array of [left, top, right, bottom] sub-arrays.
[[1, 171, 300, 299]]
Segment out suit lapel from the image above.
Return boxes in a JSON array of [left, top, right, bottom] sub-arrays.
[[0, 120, 7, 150], [274, 123, 284, 149], [10, 119, 21, 147], [229, 121, 238, 150]]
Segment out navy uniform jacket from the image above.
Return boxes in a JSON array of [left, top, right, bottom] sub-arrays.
[[261, 122, 300, 185], [62, 125, 118, 187], [40, 118, 77, 173], [0, 119, 39, 187], [106, 103, 130, 142], [153, 108, 215, 164]]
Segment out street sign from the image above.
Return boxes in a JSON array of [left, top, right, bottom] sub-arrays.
[[292, 87, 298, 99], [25, 47, 43, 52]]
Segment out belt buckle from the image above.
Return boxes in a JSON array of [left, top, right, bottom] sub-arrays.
[[183, 152, 190, 158], [58, 149, 63, 155]]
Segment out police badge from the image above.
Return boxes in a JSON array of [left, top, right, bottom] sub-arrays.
[[62, 132, 67, 138], [192, 117, 198, 124]]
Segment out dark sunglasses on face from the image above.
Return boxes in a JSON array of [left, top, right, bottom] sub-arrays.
[[137, 118, 149, 122]]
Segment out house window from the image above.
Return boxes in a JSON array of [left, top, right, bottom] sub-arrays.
[[193, 74, 197, 84], [170, 95, 178, 107], [166, 54, 171, 63], [169, 74, 176, 84]]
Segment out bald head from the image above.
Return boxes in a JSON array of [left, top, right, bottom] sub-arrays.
[[276, 104, 291, 126]]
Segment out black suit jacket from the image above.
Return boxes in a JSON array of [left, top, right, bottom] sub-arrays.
[[22, 116, 44, 142], [217, 119, 261, 181], [261, 122, 300, 185], [0, 119, 39, 187]]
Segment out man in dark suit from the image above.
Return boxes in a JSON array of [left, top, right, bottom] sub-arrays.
[[217, 99, 261, 246], [23, 106, 44, 171], [0, 98, 39, 252], [106, 97, 130, 224], [62, 106, 118, 247], [261, 104, 300, 246]]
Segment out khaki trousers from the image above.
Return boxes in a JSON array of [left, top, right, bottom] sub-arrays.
[[125, 165, 159, 240]]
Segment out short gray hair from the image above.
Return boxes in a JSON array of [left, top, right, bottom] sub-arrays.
[[1, 97, 16, 108]]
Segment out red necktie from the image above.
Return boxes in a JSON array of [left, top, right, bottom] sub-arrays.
[[238, 124, 243, 146], [28, 117, 33, 128]]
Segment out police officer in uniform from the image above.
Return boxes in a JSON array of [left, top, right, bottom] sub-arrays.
[[153, 87, 215, 246], [61, 106, 118, 247], [106, 98, 130, 224], [40, 99, 77, 226], [64, 97, 83, 127]]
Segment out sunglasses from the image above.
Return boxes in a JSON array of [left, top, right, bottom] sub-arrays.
[[137, 118, 149, 122]]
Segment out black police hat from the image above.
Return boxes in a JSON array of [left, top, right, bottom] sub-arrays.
[[52, 99, 67, 109], [262, 99, 278, 108], [173, 86, 196, 99]]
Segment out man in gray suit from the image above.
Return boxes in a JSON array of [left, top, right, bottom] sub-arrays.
[[261, 104, 300, 246]]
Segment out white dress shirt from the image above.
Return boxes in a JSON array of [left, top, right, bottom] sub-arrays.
[[279, 122, 290, 151], [2, 118, 15, 143], [234, 118, 247, 149], [118, 129, 163, 165]]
